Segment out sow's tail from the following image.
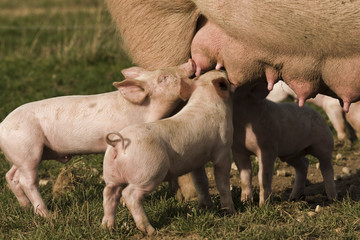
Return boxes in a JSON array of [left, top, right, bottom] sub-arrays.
[[106, 132, 125, 149]]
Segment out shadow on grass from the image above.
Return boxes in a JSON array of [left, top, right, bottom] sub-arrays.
[[278, 171, 360, 208], [142, 184, 233, 232]]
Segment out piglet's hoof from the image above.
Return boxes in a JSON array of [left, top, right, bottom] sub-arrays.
[[289, 194, 306, 202], [143, 225, 156, 235], [221, 206, 236, 215], [34, 207, 50, 218], [198, 200, 212, 209], [101, 218, 115, 231]]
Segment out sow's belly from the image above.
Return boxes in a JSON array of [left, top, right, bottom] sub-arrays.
[[196, 0, 360, 110]]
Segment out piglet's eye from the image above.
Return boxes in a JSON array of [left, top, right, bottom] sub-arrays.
[[158, 75, 168, 83]]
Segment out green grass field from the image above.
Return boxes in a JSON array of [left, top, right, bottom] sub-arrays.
[[0, 0, 360, 239]]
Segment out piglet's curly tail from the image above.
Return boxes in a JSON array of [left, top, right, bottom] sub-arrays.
[[106, 132, 125, 150]]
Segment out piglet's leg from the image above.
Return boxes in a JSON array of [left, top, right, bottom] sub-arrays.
[[320, 165, 337, 201], [5, 165, 31, 207], [309, 141, 337, 200], [18, 165, 49, 217], [258, 152, 276, 206], [190, 167, 212, 208], [102, 183, 123, 229], [4, 138, 48, 216], [317, 155, 337, 200], [213, 153, 235, 214], [176, 174, 198, 202], [286, 156, 309, 201], [122, 184, 155, 235], [232, 150, 253, 202]]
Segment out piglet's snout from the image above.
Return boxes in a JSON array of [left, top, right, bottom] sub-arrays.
[[180, 59, 196, 77]]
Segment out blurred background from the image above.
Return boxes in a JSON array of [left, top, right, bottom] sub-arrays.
[[0, 0, 132, 120]]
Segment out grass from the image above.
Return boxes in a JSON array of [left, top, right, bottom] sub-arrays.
[[0, 0, 360, 239]]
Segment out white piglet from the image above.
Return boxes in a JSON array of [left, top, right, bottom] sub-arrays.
[[101, 70, 234, 235], [0, 60, 196, 217]]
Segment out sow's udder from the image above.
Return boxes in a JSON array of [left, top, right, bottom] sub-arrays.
[[267, 54, 360, 113], [192, 26, 360, 112]]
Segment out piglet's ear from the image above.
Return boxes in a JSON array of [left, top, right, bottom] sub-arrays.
[[212, 77, 230, 99], [113, 79, 149, 105], [179, 79, 193, 101], [121, 67, 148, 79], [249, 80, 270, 99]]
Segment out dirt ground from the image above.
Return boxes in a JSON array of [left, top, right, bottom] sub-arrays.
[[205, 140, 360, 207]]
